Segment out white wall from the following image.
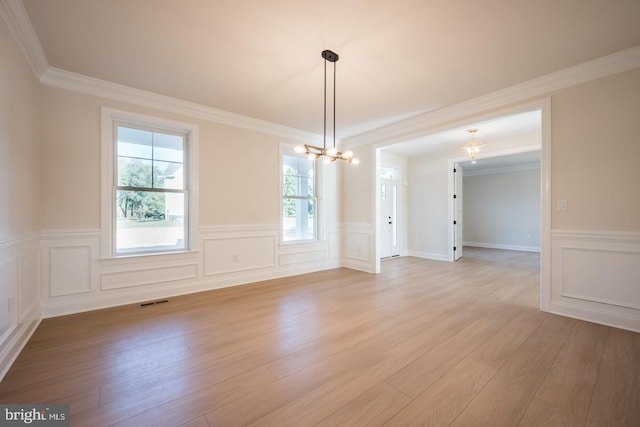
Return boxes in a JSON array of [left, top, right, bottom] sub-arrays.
[[463, 167, 541, 252], [0, 13, 41, 379]]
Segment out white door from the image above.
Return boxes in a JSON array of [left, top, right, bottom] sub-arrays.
[[454, 164, 463, 261], [380, 178, 400, 259]]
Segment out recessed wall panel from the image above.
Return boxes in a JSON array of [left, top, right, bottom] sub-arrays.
[[561, 248, 640, 310], [50, 246, 92, 296], [204, 236, 275, 276]]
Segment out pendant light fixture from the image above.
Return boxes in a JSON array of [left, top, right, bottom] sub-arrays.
[[461, 128, 486, 164], [295, 50, 358, 165]]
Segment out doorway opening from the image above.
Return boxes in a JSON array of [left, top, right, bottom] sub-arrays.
[[374, 99, 551, 313], [380, 167, 400, 259]]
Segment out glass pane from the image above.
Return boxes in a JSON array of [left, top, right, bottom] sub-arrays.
[[153, 161, 184, 190], [282, 197, 315, 242], [282, 166, 297, 196], [118, 126, 152, 159], [282, 155, 315, 197], [153, 132, 184, 162], [116, 190, 185, 253], [118, 157, 152, 188]]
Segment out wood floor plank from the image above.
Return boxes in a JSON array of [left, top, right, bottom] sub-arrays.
[[517, 398, 586, 427], [449, 335, 564, 427], [602, 327, 640, 367], [535, 321, 609, 418], [108, 367, 276, 427], [314, 382, 411, 427], [469, 307, 545, 369], [385, 314, 511, 398], [383, 357, 498, 427], [204, 345, 401, 426], [178, 416, 210, 427], [246, 352, 409, 427], [264, 322, 408, 380], [586, 358, 640, 426]]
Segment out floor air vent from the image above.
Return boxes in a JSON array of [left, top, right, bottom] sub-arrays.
[[139, 299, 169, 307]]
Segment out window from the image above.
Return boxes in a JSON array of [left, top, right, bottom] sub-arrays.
[[101, 108, 197, 257], [282, 153, 316, 242]]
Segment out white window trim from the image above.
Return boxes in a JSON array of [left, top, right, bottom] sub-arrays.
[[100, 107, 199, 259], [279, 142, 324, 244]]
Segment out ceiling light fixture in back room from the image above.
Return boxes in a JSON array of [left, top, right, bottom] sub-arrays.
[[296, 50, 359, 165], [461, 128, 486, 164]]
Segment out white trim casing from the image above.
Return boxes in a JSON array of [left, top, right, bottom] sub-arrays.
[[100, 107, 200, 259]]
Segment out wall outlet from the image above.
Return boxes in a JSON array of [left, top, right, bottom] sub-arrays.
[[557, 199, 567, 211], [232, 255, 238, 263]]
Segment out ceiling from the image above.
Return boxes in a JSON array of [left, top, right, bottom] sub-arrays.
[[20, 0, 640, 139]]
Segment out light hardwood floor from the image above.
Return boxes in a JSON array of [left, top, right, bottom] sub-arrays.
[[1, 248, 638, 426]]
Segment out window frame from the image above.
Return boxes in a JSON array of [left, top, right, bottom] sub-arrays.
[[101, 107, 199, 258], [280, 144, 319, 244]]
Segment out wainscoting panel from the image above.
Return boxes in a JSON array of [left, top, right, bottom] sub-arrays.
[[0, 257, 16, 342], [551, 230, 640, 332], [341, 223, 375, 272], [49, 246, 92, 296], [279, 246, 326, 266], [102, 263, 199, 290], [41, 232, 100, 298], [0, 233, 41, 381], [204, 235, 275, 276], [38, 225, 340, 317], [18, 248, 39, 323]]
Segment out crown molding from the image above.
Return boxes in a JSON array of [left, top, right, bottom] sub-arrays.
[[40, 67, 323, 144], [0, 0, 48, 78], [345, 45, 640, 148]]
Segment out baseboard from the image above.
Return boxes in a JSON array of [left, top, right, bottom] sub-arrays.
[[549, 300, 640, 333], [407, 251, 450, 262], [0, 307, 41, 382], [464, 242, 540, 252]]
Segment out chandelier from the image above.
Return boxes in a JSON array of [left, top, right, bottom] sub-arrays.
[[295, 50, 358, 165], [461, 128, 486, 164]]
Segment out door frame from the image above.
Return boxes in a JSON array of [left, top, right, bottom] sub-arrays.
[[375, 153, 407, 264]]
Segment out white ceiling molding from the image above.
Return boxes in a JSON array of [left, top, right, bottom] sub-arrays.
[[40, 67, 323, 144], [0, 0, 48, 78], [345, 45, 640, 148]]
